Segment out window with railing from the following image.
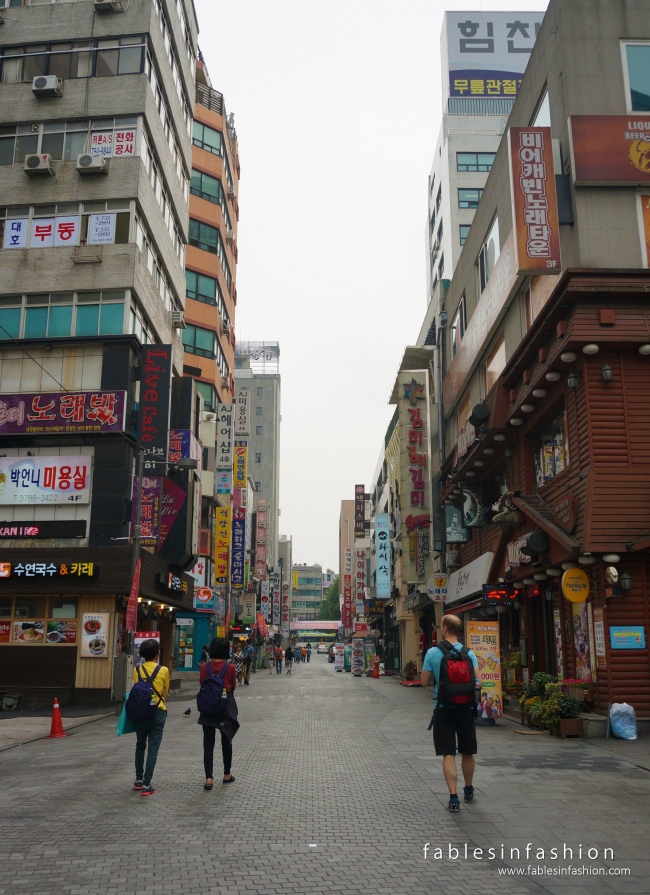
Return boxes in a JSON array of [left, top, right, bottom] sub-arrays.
[[188, 219, 231, 289]]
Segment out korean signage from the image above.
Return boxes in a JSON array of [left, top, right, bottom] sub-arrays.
[[355, 549, 366, 615], [168, 429, 202, 470], [508, 127, 561, 275], [90, 127, 136, 158], [155, 571, 189, 594], [130, 475, 187, 549], [0, 560, 97, 579], [426, 573, 448, 603], [215, 506, 231, 584], [0, 455, 91, 505], [446, 551, 494, 606], [230, 508, 245, 587], [3, 215, 80, 249], [234, 389, 250, 437], [0, 521, 86, 539], [467, 620, 503, 719], [343, 547, 353, 630], [375, 513, 391, 599], [394, 372, 433, 583], [281, 587, 289, 629], [443, 230, 517, 414], [610, 626, 646, 650], [255, 503, 267, 579], [354, 484, 366, 538], [80, 612, 110, 658], [443, 11, 542, 101], [569, 116, 650, 185], [216, 405, 234, 470], [593, 607, 606, 671], [261, 580, 270, 620], [0, 391, 126, 434], [233, 441, 247, 490], [138, 346, 172, 474], [272, 581, 281, 626], [445, 505, 468, 543], [216, 470, 232, 495], [242, 596, 256, 623]]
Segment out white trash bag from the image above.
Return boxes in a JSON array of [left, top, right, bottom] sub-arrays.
[[609, 702, 637, 740]]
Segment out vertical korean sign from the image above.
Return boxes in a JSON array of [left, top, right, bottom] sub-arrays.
[[138, 345, 172, 474], [508, 127, 561, 275], [214, 506, 231, 585], [230, 508, 245, 587], [467, 620, 503, 719], [216, 405, 234, 471], [354, 484, 366, 538], [354, 550, 366, 615], [272, 582, 281, 626], [261, 580, 270, 621], [375, 513, 391, 599], [343, 548, 353, 630], [233, 441, 247, 490], [234, 389, 249, 437], [126, 558, 141, 633], [397, 373, 432, 582]]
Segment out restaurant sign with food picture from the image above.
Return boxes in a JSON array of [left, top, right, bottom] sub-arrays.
[[80, 612, 110, 658]]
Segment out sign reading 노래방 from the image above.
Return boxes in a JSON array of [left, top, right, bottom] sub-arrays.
[[0, 391, 126, 434], [569, 116, 650, 185], [508, 127, 561, 275], [375, 513, 391, 599], [214, 506, 231, 584], [230, 508, 245, 587], [443, 11, 543, 101], [138, 346, 172, 475], [0, 455, 92, 505]]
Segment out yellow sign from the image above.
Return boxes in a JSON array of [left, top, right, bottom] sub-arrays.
[[214, 506, 231, 584], [467, 620, 503, 719], [216, 626, 225, 638], [233, 441, 247, 490], [561, 567, 590, 603], [292, 570, 299, 590]]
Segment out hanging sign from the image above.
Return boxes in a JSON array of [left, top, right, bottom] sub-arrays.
[[561, 567, 589, 603], [234, 389, 249, 436], [354, 484, 366, 538], [216, 405, 234, 470], [375, 513, 391, 599], [138, 345, 172, 474]]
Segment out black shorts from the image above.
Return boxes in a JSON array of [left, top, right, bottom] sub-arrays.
[[432, 704, 477, 756]]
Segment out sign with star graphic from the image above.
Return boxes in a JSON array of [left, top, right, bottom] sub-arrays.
[[403, 378, 425, 405]]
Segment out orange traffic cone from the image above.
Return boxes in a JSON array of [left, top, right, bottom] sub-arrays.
[[46, 698, 68, 739]]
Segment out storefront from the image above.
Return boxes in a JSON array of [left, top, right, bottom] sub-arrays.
[[0, 547, 194, 707]]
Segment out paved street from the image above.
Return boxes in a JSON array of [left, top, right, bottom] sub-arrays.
[[0, 656, 648, 895]]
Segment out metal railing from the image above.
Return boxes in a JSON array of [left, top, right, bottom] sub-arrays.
[[196, 83, 224, 116]]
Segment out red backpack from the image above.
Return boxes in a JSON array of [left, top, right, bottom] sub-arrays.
[[436, 641, 476, 706]]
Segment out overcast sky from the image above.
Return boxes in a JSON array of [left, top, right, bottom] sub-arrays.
[[195, 0, 549, 573]]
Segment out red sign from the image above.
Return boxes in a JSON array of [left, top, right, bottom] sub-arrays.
[[138, 345, 172, 474], [508, 126, 561, 275], [126, 558, 140, 632], [343, 573, 352, 629], [0, 620, 9, 643], [570, 115, 650, 185], [355, 622, 369, 635]]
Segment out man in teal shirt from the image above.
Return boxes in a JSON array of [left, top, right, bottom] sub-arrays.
[[421, 614, 480, 813]]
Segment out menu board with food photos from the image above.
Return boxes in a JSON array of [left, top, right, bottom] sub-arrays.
[[46, 621, 77, 644], [13, 621, 45, 644], [80, 612, 110, 658]]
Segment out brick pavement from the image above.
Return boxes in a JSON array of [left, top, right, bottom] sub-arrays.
[[0, 656, 648, 895]]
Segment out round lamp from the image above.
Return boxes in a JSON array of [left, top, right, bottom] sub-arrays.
[[546, 371, 561, 381], [510, 417, 523, 426], [561, 352, 577, 363], [532, 388, 547, 397], [583, 343, 600, 355]]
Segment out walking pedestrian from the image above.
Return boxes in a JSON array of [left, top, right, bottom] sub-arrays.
[[285, 644, 294, 674], [198, 638, 239, 790], [199, 644, 209, 665], [274, 644, 283, 674], [306, 645, 312, 663], [233, 643, 245, 684], [131, 637, 169, 797], [251, 642, 258, 674], [244, 639, 254, 685], [420, 614, 480, 813], [301, 645, 307, 663]]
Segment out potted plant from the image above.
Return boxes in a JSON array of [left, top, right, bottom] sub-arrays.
[[539, 683, 582, 736], [519, 672, 557, 728], [560, 678, 592, 705], [403, 660, 418, 681]]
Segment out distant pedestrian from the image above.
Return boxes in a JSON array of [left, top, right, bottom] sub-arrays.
[[274, 645, 283, 674], [306, 646, 312, 663], [130, 637, 169, 797], [233, 643, 245, 684], [301, 646, 307, 663], [199, 645, 209, 665], [285, 644, 294, 674], [251, 643, 258, 673], [244, 640, 254, 685], [197, 638, 239, 790], [420, 614, 480, 813]]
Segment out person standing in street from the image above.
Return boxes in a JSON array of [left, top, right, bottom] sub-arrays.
[[131, 638, 169, 797], [420, 614, 480, 813], [233, 643, 245, 684], [199, 644, 209, 666], [306, 645, 312, 663], [198, 638, 239, 790], [244, 640, 254, 685], [285, 643, 294, 674], [274, 644, 283, 674], [301, 645, 307, 663]]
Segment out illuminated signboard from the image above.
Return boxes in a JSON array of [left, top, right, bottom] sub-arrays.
[[482, 583, 523, 606]]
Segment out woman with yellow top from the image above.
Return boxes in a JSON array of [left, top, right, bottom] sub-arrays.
[[132, 638, 169, 797]]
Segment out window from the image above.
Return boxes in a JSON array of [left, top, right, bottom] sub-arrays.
[[190, 169, 231, 229], [0, 37, 145, 84], [532, 89, 551, 126], [485, 332, 506, 394], [255, 452, 261, 464], [0, 596, 79, 646], [255, 426, 262, 436], [0, 290, 125, 341], [459, 188, 483, 209], [254, 482, 261, 493], [195, 381, 217, 412], [438, 254, 445, 279], [477, 216, 500, 293], [533, 410, 569, 488], [436, 186, 442, 213], [0, 201, 131, 251], [457, 152, 496, 172], [256, 387, 262, 397], [429, 209, 436, 236], [459, 224, 471, 245], [255, 406, 262, 417], [624, 43, 650, 111], [451, 295, 467, 357], [458, 392, 471, 431], [188, 219, 232, 290], [182, 324, 215, 359], [192, 121, 223, 156]]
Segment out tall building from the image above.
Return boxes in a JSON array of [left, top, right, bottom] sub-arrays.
[[234, 341, 280, 568], [290, 563, 323, 622], [0, 0, 201, 705]]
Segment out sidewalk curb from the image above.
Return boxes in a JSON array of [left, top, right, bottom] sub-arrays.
[[0, 711, 113, 754]]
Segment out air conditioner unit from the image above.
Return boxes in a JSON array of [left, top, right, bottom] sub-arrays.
[[446, 550, 460, 568], [171, 310, 185, 329], [94, 0, 126, 12], [32, 75, 63, 97], [77, 153, 108, 175], [24, 154, 53, 176], [221, 376, 229, 389], [221, 319, 231, 338], [228, 184, 235, 199], [226, 229, 234, 244]]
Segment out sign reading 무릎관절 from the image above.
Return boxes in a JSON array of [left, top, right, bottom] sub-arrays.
[[0, 455, 92, 505]]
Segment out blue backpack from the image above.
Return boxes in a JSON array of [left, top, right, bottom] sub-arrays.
[[125, 664, 162, 721], [197, 661, 230, 715]]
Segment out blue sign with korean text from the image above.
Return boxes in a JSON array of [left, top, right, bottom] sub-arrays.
[[375, 513, 391, 600], [230, 510, 246, 587], [610, 626, 646, 650]]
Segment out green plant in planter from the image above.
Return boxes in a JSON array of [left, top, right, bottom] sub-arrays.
[[538, 683, 581, 728], [519, 672, 557, 707], [403, 660, 418, 681]]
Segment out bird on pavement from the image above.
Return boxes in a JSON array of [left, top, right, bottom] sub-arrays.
[[183, 707, 191, 716]]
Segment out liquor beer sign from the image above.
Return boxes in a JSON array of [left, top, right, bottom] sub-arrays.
[[569, 116, 650, 185], [508, 127, 561, 275]]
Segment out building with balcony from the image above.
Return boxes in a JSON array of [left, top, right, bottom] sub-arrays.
[[291, 563, 323, 622]]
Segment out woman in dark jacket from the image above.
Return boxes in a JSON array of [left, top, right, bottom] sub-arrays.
[[198, 638, 239, 790]]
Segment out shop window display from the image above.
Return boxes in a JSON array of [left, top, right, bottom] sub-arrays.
[[532, 409, 569, 488]]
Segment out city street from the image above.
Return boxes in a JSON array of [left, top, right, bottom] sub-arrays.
[[1, 657, 648, 895]]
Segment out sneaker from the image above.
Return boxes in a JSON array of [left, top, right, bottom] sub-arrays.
[[133, 779, 143, 791], [447, 796, 460, 812], [463, 785, 475, 803], [141, 785, 156, 797]]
